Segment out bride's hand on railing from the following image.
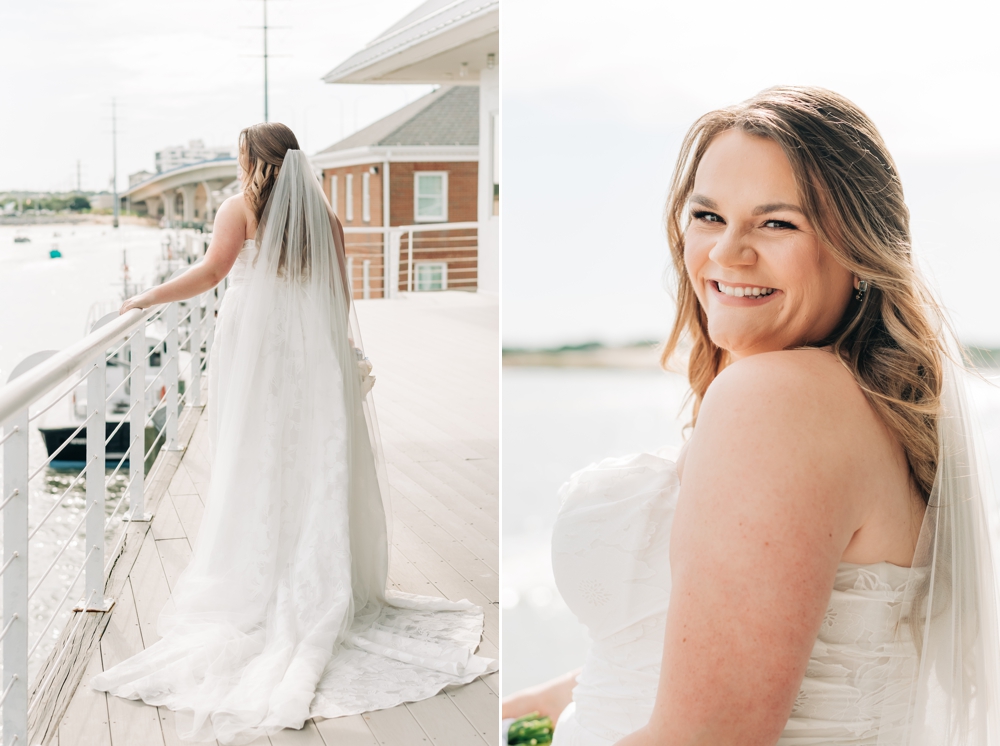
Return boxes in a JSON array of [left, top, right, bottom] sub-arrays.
[[502, 668, 580, 724], [120, 292, 154, 315]]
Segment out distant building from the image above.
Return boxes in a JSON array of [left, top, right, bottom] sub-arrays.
[[129, 170, 155, 188], [155, 140, 234, 174], [321, 0, 499, 295], [312, 86, 479, 298]]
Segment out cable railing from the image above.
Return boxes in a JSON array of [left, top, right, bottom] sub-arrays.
[[0, 265, 220, 746], [343, 221, 479, 299]]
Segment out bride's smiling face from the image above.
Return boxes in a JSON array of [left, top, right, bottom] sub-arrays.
[[684, 130, 855, 360]]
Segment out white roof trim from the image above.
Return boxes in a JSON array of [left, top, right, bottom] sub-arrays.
[[310, 145, 478, 170], [322, 0, 498, 84]]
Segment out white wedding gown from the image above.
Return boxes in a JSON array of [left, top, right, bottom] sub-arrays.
[[91, 238, 497, 744], [551, 451, 926, 746]]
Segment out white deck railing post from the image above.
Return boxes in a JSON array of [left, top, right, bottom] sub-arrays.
[[387, 232, 401, 299], [363, 260, 371, 300], [2, 404, 29, 745], [124, 325, 151, 522], [80, 353, 112, 612], [204, 288, 216, 375], [407, 230, 413, 292], [190, 296, 203, 408], [164, 302, 182, 452]]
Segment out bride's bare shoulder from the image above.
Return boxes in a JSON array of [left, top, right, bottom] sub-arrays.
[[691, 348, 880, 501], [705, 348, 866, 422]]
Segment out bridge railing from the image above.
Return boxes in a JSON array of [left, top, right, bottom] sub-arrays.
[[0, 270, 218, 745]]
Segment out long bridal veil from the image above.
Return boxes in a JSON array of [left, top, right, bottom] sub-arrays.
[[91, 150, 497, 744], [879, 351, 1000, 745]]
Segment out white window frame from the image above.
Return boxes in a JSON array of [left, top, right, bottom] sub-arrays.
[[413, 171, 448, 223], [329, 174, 338, 214], [345, 173, 354, 221], [362, 171, 371, 223], [414, 261, 448, 291]]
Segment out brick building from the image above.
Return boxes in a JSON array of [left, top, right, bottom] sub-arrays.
[[311, 86, 479, 298]]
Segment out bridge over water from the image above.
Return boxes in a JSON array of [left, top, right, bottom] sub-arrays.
[[126, 159, 238, 227]]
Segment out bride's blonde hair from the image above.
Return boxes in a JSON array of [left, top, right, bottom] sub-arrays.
[[238, 122, 300, 226], [662, 86, 944, 502]]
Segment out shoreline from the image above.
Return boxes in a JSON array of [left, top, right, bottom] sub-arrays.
[[503, 342, 1000, 371], [0, 214, 159, 227], [502, 343, 663, 369]]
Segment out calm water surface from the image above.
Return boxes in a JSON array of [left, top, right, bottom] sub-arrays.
[[0, 221, 170, 678]]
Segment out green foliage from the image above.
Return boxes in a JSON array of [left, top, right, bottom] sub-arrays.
[[507, 712, 554, 745]]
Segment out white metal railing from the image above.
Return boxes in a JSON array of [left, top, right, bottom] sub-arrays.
[[0, 268, 219, 745], [343, 221, 479, 299]]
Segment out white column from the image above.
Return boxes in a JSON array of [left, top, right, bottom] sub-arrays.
[[201, 182, 214, 224], [180, 184, 197, 223], [382, 159, 391, 297], [162, 189, 176, 223], [477, 65, 500, 294], [145, 196, 162, 220]]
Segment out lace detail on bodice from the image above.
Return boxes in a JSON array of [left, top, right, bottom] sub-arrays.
[[550, 452, 923, 746]]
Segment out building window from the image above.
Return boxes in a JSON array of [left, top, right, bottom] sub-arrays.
[[346, 173, 354, 221], [414, 261, 447, 291], [329, 175, 338, 213], [414, 172, 448, 222], [362, 171, 371, 223]]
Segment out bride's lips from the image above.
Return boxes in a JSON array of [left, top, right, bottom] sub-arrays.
[[707, 279, 782, 306]]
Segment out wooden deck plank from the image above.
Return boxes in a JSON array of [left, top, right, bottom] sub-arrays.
[[268, 718, 325, 745], [313, 714, 379, 746], [447, 680, 499, 746], [405, 694, 486, 745], [479, 673, 499, 697], [99, 581, 165, 746], [57, 650, 111, 746], [386, 462, 497, 552], [363, 706, 432, 745], [150, 491, 186, 541], [130, 530, 174, 646], [169, 490, 206, 548], [155, 538, 193, 592]]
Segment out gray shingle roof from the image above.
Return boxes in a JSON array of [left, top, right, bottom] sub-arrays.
[[317, 86, 478, 153]]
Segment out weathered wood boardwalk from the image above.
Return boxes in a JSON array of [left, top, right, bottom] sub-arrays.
[[54, 292, 499, 746]]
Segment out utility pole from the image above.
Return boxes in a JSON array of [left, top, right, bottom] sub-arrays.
[[242, 0, 287, 123], [263, 0, 269, 122], [112, 98, 120, 228], [76, 160, 81, 193]]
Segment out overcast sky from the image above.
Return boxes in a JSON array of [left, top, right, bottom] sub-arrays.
[[503, 0, 1000, 348], [1, 0, 433, 193]]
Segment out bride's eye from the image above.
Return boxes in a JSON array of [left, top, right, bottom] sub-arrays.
[[763, 218, 797, 230], [692, 210, 723, 224]]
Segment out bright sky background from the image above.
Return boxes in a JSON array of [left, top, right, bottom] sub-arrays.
[[0, 0, 433, 193], [503, 0, 1000, 349]]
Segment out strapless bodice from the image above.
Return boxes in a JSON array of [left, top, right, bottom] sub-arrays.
[[227, 239, 255, 286], [551, 452, 923, 746]]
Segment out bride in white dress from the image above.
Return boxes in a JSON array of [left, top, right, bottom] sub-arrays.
[[91, 123, 496, 744], [503, 87, 1000, 745]]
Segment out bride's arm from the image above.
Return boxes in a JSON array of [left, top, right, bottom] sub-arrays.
[[502, 668, 580, 722], [616, 351, 871, 746], [120, 196, 248, 313]]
